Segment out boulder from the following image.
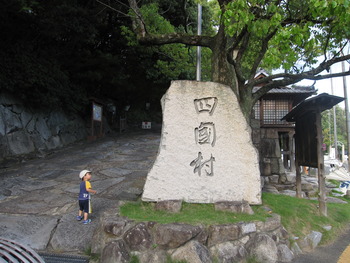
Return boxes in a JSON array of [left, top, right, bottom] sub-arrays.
[[171, 240, 212, 263], [155, 200, 182, 213], [104, 217, 131, 237], [142, 81, 261, 204], [214, 201, 254, 215], [153, 223, 203, 249], [256, 214, 281, 232], [262, 184, 279, 194], [239, 222, 257, 235], [135, 250, 167, 263], [101, 240, 130, 263], [290, 241, 302, 256], [124, 222, 152, 251], [246, 233, 278, 263], [298, 231, 322, 252], [277, 244, 294, 262], [210, 242, 246, 263], [208, 224, 241, 247]]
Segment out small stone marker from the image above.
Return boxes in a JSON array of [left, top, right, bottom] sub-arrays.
[[142, 81, 261, 204]]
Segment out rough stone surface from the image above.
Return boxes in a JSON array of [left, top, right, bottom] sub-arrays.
[[135, 250, 167, 263], [278, 244, 294, 262], [246, 233, 278, 263], [171, 240, 212, 263], [142, 81, 261, 204], [263, 184, 280, 194], [153, 223, 203, 249], [0, 92, 87, 160], [290, 241, 303, 256], [155, 200, 182, 213], [208, 224, 241, 247], [0, 131, 160, 255], [101, 240, 130, 263], [215, 201, 254, 215], [50, 212, 96, 252], [210, 242, 246, 263], [256, 214, 281, 232], [104, 216, 131, 237], [239, 222, 257, 235], [298, 231, 322, 252], [124, 222, 152, 251], [0, 214, 59, 251]]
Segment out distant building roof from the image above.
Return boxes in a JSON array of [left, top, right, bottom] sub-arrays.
[[253, 85, 316, 95]]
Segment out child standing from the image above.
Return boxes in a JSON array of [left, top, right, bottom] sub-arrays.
[[77, 170, 97, 224]]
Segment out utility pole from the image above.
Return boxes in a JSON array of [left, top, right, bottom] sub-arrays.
[[330, 66, 338, 159], [196, 3, 202, 81], [342, 60, 350, 171]]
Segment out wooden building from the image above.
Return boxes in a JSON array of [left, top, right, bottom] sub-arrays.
[[251, 70, 316, 177]]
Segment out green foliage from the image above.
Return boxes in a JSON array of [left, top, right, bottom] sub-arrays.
[[84, 247, 100, 261], [165, 256, 188, 263], [1, 0, 213, 116], [221, 0, 350, 75], [129, 255, 140, 263], [322, 106, 348, 154]]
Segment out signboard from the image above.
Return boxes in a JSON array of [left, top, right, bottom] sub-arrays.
[[89, 101, 103, 140], [93, 103, 103, 122], [142, 121, 151, 129]]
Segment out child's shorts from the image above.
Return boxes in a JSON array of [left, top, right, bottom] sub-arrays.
[[79, 199, 90, 213]]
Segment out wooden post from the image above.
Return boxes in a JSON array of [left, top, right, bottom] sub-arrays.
[[289, 131, 295, 172], [295, 158, 302, 198], [316, 110, 327, 216]]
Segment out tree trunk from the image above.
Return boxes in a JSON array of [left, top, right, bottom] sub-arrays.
[[210, 26, 253, 120], [211, 26, 237, 94]]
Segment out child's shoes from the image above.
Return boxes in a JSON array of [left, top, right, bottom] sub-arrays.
[[76, 216, 83, 221], [83, 219, 91, 224]]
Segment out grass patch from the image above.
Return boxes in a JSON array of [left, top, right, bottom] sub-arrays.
[[120, 201, 269, 225], [120, 192, 350, 246], [262, 193, 350, 244], [84, 247, 100, 261]]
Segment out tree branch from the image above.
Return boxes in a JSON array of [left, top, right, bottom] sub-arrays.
[[226, 27, 249, 84], [253, 54, 350, 86], [96, 0, 130, 17], [138, 33, 214, 48], [127, 0, 147, 37], [251, 55, 350, 100], [249, 29, 278, 80]]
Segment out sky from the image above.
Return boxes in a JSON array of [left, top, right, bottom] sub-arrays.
[[296, 60, 350, 109]]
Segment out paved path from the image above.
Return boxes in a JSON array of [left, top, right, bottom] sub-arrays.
[[291, 227, 350, 263], [1, 129, 350, 262], [0, 130, 160, 255]]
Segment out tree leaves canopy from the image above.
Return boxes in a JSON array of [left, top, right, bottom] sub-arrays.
[[127, 0, 350, 116]]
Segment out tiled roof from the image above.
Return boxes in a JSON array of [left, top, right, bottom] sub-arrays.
[[253, 85, 316, 94]]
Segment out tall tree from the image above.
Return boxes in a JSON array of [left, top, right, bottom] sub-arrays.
[[124, 0, 350, 120], [1, 0, 212, 113]]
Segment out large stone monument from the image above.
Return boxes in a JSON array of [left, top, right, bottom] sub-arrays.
[[142, 81, 261, 204]]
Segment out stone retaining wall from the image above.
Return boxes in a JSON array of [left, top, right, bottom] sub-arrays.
[[91, 209, 296, 263], [0, 92, 87, 161]]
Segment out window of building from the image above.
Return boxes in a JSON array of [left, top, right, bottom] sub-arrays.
[[253, 99, 290, 125]]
